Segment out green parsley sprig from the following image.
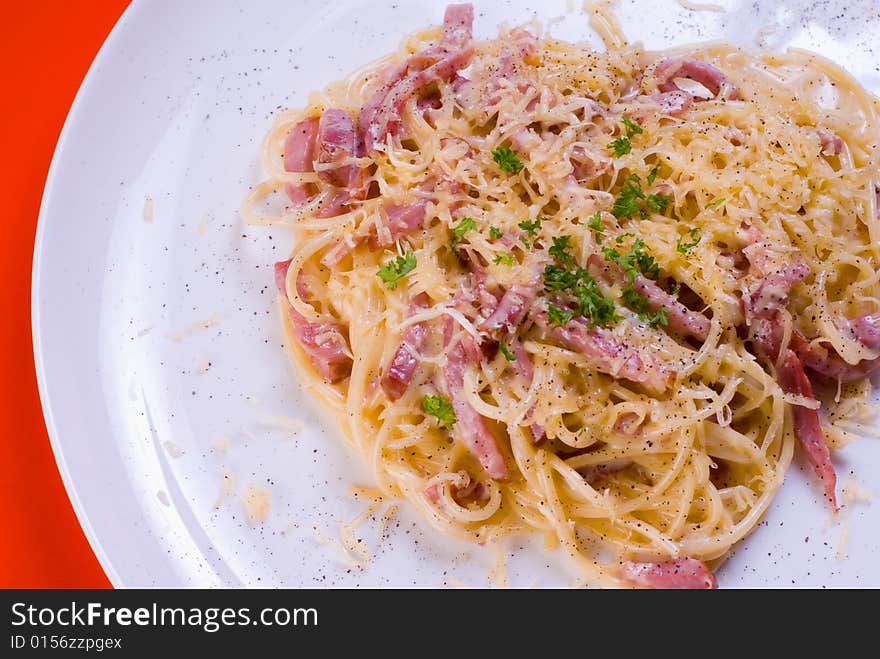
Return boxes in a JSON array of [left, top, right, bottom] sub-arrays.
[[676, 228, 701, 254], [450, 217, 477, 249], [376, 252, 416, 290], [492, 146, 524, 174], [422, 394, 456, 428]]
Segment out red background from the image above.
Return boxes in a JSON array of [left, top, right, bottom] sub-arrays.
[[0, 1, 131, 588]]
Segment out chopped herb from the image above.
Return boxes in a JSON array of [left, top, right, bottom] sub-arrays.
[[548, 235, 575, 264], [669, 281, 681, 296], [547, 304, 576, 327], [645, 193, 672, 213], [646, 307, 669, 329], [621, 284, 648, 313], [543, 264, 619, 328], [450, 216, 477, 248], [422, 394, 456, 428], [621, 284, 669, 328], [499, 341, 516, 362], [493, 252, 517, 266], [676, 227, 701, 254], [489, 226, 503, 239], [622, 116, 643, 138], [543, 264, 579, 291], [492, 146, 524, 174], [647, 165, 660, 186], [518, 217, 543, 237], [611, 174, 645, 219], [587, 211, 604, 244], [708, 197, 726, 207], [607, 136, 632, 157], [602, 237, 659, 281], [376, 252, 416, 290]]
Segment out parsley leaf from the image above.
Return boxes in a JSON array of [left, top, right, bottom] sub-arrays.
[[645, 193, 671, 213], [621, 284, 648, 313], [708, 197, 726, 207], [603, 237, 659, 281], [489, 226, 503, 239], [607, 136, 632, 157], [543, 264, 581, 291], [621, 284, 669, 328], [647, 165, 660, 186], [676, 227, 701, 254], [492, 146, 524, 174], [493, 253, 517, 266], [547, 304, 576, 327], [611, 174, 645, 219], [587, 211, 604, 244], [518, 217, 543, 237], [543, 265, 619, 328], [376, 252, 416, 290], [548, 235, 575, 264], [422, 394, 456, 428], [621, 116, 643, 138], [646, 307, 669, 329], [499, 341, 515, 362], [450, 216, 477, 249]]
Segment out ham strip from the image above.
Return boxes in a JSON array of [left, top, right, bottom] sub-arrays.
[[620, 557, 717, 589], [848, 314, 880, 350], [372, 200, 428, 247], [790, 330, 880, 382], [274, 259, 352, 383], [777, 350, 838, 511], [816, 128, 843, 156], [536, 311, 673, 393], [283, 118, 319, 204], [441, 322, 508, 480], [478, 281, 539, 332], [316, 108, 362, 189], [425, 471, 489, 505], [382, 294, 431, 400], [589, 255, 710, 342], [654, 57, 739, 100], [358, 5, 474, 152]]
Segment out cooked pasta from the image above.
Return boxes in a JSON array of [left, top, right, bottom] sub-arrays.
[[243, 3, 880, 587]]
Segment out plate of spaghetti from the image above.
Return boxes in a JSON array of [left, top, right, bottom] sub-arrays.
[[35, 0, 880, 588]]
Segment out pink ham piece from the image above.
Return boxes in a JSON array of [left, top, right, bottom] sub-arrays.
[[816, 128, 843, 156], [478, 281, 539, 333], [848, 314, 880, 350], [283, 118, 319, 205], [316, 108, 362, 189], [509, 341, 545, 444], [381, 294, 431, 401], [371, 200, 428, 247], [441, 322, 508, 480], [536, 311, 673, 393], [358, 5, 474, 153], [778, 350, 838, 511], [620, 557, 717, 589], [588, 255, 710, 342], [274, 259, 353, 383], [425, 472, 489, 505], [650, 90, 693, 115], [790, 330, 880, 382], [654, 57, 739, 100]]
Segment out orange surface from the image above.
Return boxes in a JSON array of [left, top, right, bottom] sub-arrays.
[[0, 1, 131, 588]]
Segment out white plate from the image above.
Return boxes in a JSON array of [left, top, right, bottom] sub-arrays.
[[33, 0, 880, 587]]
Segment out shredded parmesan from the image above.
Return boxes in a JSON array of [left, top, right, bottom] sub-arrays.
[[143, 195, 154, 222], [242, 483, 271, 524]]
